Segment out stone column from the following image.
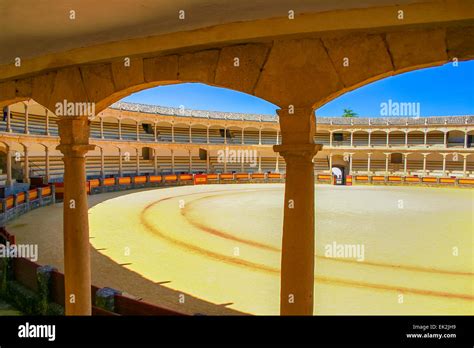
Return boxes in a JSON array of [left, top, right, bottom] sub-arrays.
[[258, 128, 262, 145], [136, 122, 140, 141], [189, 150, 192, 173], [24, 103, 29, 134], [6, 146, 12, 187], [45, 108, 50, 136], [6, 106, 11, 133], [23, 145, 29, 184], [154, 149, 159, 175], [422, 153, 428, 175], [328, 153, 333, 173], [258, 152, 262, 172], [56, 116, 95, 315], [224, 127, 227, 144], [367, 153, 372, 173], [464, 132, 468, 149], [444, 131, 448, 148], [368, 131, 371, 147], [349, 153, 353, 175], [350, 131, 353, 147], [274, 107, 320, 316], [118, 119, 122, 140], [275, 154, 279, 173], [241, 128, 245, 145], [189, 125, 192, 144], [386, 131, 389, 147], [276, 130, 280, 145], [100, 118, 104, 139], [171, 149, 175, 173], [171, 123, 175, 143], [118, 148, 123, 176], [405, 131, 408, 147], [206, 150, 210, 173], [442, 153, 447, 176], [403, 153, 409, 175], [100, 148, 105, 179], [329, 131, 333, 147], [462, 154, 468, 176], [206, 126, 210, 144], [423, 131, 427, 147], [384, 153, 390, 174], [136, 148, 140, 175], [45, 147, 50, 183]]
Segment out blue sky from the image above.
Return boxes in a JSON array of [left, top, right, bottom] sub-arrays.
[[123, 60, 473, 117]]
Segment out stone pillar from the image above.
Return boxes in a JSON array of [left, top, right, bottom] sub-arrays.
[[273, 107, 320, 316], [136, 148, 140, 175], [189, 150, 192, 173], [189, 125, 192, 144], [276, 130, 280, 145], [6, 146, 12, 187], [45, 108, 50, 136], [462, 154, 468, 176], [403, 153, 409, 175], [224, 127, 227, 144], [154, 123, 158, 142], [241, 128, 245, 145], [118, 148, 123, 176], [442, 153, 447, 176], [444, 131, 448, 148], [258, 152, 262, 173], [6, 106, 11, 133], [136, 122, 140, 141], [56, 116, 95, 315], [24, 103, 29, 134], [100, 118, 104, 139], [259, 128, 262, 145], [206, 126, 210, 144], [384, 153, 390, 174], [349, 153, 353, 175], [350, 132, 353, 147], [329, 131, 333, 147], [171, 149, 175, 174], [45, 147, 50, 183], [423, 131, 427, 147], [405, 131, 408, 147], [328, 153, 333, 173], [367, 153, 372, 173], [206, 150, 210, 173], [422, 153, 428, 175], [368, 131, 371, 147], [118, 119, 122, 140], [154, 149, 159, 175], [100, 148, 105, 179], [23, 146, 29, 184], [386, 131, 389, 147], [464, 132, 468, 148], [275, 154, 279, 173], [171, 123, 175, 143]]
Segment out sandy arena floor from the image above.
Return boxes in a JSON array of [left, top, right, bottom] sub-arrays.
[[7, 183, 474, 315]]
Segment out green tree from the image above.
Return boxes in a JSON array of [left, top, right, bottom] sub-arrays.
[[342, 108, 358, 118]]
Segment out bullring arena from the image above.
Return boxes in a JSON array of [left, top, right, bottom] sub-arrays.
[[1, 102, 473, 315], [0, 0, 473, 318]]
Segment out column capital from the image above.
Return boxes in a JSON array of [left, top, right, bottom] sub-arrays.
[[273, 143, 322, 161], [56, 116, 95, 157]]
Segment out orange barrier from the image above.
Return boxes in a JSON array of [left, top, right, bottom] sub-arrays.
[[89, 179, 100, 189], [134, 176, 147, 184], [42, 186, 52, 196], [317, 174, 331, 182], [6, 196, 14, 209], [164, 174, 178, 182], [251, 173, 265, 179], [388, 176, 402, 182], [220, 173, 234, 180], [405, 176, 420, 183], [355, 175, 369, 182], [149, 175, 162, 183], [207, 174, 219, 180], [118, 177, 132, 185], [235, 173, 249, 180], [28, 189, 38, 200], [194, 174, 207, 185], [179, 174, 193, 181], [346, 175, 352, 186], [16, 192, 25, 204], [439, 178, 456, 184], [267, 173, 281, 179], [371, 176, 385, 182], [459, 178, 474, 185], [422, 177, 437, 183], [103, 177, 115, 186]]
